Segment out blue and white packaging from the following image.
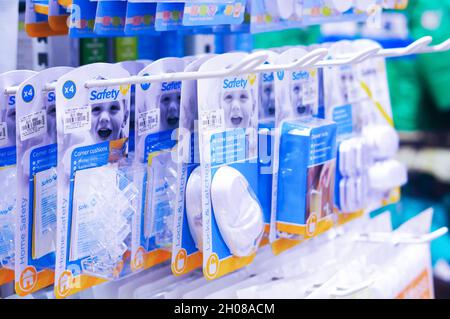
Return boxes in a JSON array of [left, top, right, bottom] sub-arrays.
[[94, 0, 127, 36], [0, 70, 37, 287], [321, 39, 405, 222], [270, 47, 337, 250], [125, 1, 158, 35], [171, 54, 214, 276], [54, 63, 134, 298], [323, 40, 362, 138], [131, 57, 185, 273], [275, 118, 337, 237], [351, 39, 406, 211], [197, 52, 264, 280], [182, 1, 246, 26], [154, 2, 186, 32], [68, 0, 98, 37], [14, 67, 73, 296], [255, 50, 279, 236]]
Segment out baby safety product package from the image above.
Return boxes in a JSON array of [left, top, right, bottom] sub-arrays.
[[0, 70, 37, 287], [131, 57, 185, 273], [14, 67, 72, 296], [322, 40, 368, 223], [270, 47, 337, 253], [352, 39, 406, 211], [171, 54, 214, 276], [323, 40, 406, 223], [54, 63, 135, 299], [197, 52, 265, 280], [256, 50, 279, 239]]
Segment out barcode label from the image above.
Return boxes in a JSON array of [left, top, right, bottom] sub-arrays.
[[19, 110, 47, 141], [0, 122, 7, 146], [200, 110, 224, 131], [64, 105, 91, 134], [138, 109, 160, 136], [302, 80, 317, 106]]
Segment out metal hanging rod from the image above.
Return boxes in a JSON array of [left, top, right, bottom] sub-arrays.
[[4, 36, 450, 95]]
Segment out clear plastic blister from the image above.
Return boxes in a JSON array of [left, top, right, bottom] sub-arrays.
[[74, 165, 138, 280], [0, 168, 17, 269], [145, 150, 178, 251]]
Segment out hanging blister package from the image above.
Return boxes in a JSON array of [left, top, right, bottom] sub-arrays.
[[171, 54, 215, 276], [26, 0, 67, 37], [14, 67, 73, 296], [131, 57, 185, 274], [94, 0, 127, 37], [124, 1, 158, 35], [256, 50, 279, 239], [197, 52, 264, 280], [353, 39, 406, 211], [327, 39, 405, 220], [0, 70, 37, 287], [321, 40, 369, 223], [54, 63, 136, 299], [323, 41, 362, 138], [270, 47, 337, 254]]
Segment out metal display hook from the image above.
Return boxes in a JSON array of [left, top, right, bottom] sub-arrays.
[[356, 227, 448, 245], [377, 36, 433, 58]]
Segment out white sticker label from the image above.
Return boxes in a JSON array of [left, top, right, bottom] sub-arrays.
[[138, 109, 160, 136], [200, 109, 224, 131], [0, 122, 7, 146], [63, 105, 91, 134], [19, 110, 47, 142]]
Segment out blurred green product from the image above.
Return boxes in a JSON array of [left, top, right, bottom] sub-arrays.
[[408, 0, 450, 112]]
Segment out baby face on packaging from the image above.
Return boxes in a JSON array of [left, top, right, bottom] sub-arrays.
[[221, 89, 253, 129], [290, 81, 309, 116], [90, 100, 126, 143], [340, 68, 356, 103], [159, 91, 181, 131], [45, 102, 57, 143], [261, 82, 275, 118], [5, 106, 16, 147]]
